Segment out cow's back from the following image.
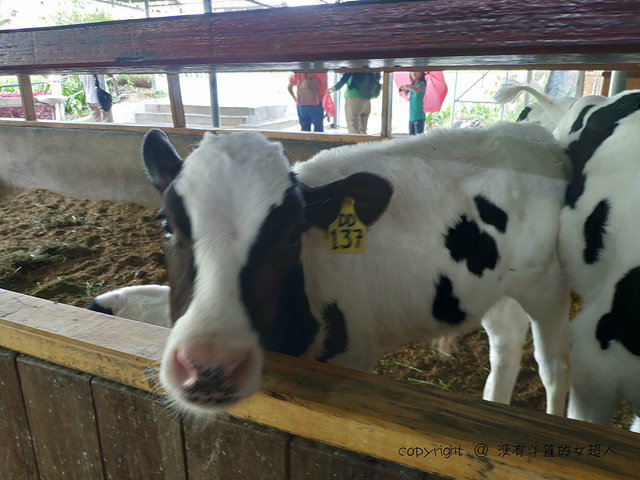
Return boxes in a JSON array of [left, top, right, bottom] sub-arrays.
[[295, 122, 569, 365], [559, 94, 640, 298]]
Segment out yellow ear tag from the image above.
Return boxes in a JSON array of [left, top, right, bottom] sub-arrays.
[[327, 197, 367, 254]]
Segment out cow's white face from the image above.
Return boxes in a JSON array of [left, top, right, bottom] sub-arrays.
[[145, 131, 300, 414], [143, 130, 392, 415]]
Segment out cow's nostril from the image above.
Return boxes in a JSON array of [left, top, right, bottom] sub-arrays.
[[161, 341, 262, 412], [173, 348, 198, 389]]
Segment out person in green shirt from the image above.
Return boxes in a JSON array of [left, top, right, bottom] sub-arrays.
[[399, 71, 426, 135], [329, 73, 377, 134]]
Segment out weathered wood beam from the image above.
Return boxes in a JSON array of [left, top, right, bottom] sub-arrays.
[[17, 75, 37, 121], [0, 289, 637, 480], [0, 118, 383, 143], [0, 0, 639, 75], [166, 74, 186, 128]]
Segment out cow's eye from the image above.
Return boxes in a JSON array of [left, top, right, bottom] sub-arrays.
[[160, 218, 172, 233], [156, 213, 174, 240], [162, 219, 174, 239]]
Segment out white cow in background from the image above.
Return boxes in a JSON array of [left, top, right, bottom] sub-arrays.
[[494, 81, 607, 140], [494, 81, 579, 131], [555, 90, 640, 430], [88, 285, 171, 328], [138, 124, 571, 416], [497, 83, 640, 431]]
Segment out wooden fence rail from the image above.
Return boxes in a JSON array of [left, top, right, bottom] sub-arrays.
[[0, 290, 638, 479], [1, 0, 640, 75]]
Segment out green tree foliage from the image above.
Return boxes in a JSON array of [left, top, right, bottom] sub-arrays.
[[47, 0, 114, 26], [44, 0, 114, 118], [0, 77, 19, 93], [60, 76, 87, 118], [0, 76, 51, 94]]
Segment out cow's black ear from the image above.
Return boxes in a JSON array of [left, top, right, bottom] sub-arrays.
[[301, 172, 393, 229], [142, 129, 184, 193]]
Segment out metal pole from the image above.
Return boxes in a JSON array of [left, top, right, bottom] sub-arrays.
[[204, 0, 220, 128], [608, 71, 627, 97], [146, 0, 155, 91], [209, 73, 221, 128], [332, 72, 341, 129], [450, 71, 458, 128]]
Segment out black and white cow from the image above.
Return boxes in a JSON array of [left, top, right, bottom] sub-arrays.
[[142, 124, 571, 416], [494, 81, 578, 132], [555, 90, 640, 428], [497, 84, 640, 429], [88, 285, 171, 327]]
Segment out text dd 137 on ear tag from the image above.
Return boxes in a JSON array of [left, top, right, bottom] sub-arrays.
[[328, 197, 366, 253]]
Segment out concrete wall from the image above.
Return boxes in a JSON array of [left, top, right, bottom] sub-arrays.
[[0, 126, 355, 208], [0, 126, 171, 208]]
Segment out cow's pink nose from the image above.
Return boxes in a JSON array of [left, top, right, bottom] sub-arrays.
[[172, 348, 199, 388], [167, 343, 255, 402]]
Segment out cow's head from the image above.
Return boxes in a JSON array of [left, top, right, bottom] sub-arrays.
[[142, 130, 392, 415]]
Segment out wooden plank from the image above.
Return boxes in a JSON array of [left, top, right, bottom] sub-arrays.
[[184, 414, 290, 479], [0, 118, 384, 142], [290, 437, 429, 480], [0, 118, 383, 143], [166, 74, 186, 129], [17, 355, 103, 479], [17, 75, 37, 121], [0, 348, 39, 480], [91, 377, 186, 480], [234, 359, 640, 480], [0, 1, 639, 75], [0, 289, 166, 391], [0, 290, 638, 479]]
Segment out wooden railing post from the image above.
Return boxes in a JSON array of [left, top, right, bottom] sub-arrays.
[[167, 74, 186, 128], [17, 75, 37, 121]]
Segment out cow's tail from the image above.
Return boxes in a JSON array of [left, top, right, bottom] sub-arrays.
[[494, 81, 567, 125]]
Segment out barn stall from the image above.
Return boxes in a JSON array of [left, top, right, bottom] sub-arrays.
[[0, 1, 639, 479]]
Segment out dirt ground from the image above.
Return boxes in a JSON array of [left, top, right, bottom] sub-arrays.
[[0, 187, 632, 429]]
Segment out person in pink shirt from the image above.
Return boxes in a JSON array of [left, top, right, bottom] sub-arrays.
[[288, 72, 328, 132]]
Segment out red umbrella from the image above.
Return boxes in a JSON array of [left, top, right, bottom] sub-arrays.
[[394, 71, 448, 113]]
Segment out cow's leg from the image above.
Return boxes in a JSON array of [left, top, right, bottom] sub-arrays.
[[568, 368, 618, 427], [481, 297, 530, 405], [532, 325, 570, 415], [516, 275, 571, 416], [566, 300, 620, 426]]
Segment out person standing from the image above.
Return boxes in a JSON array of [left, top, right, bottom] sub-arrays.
[[79, 74, 114, 123], [288, 72, 328, 132], [399, 71, 426, 135], [329, 73, 380, 134]]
